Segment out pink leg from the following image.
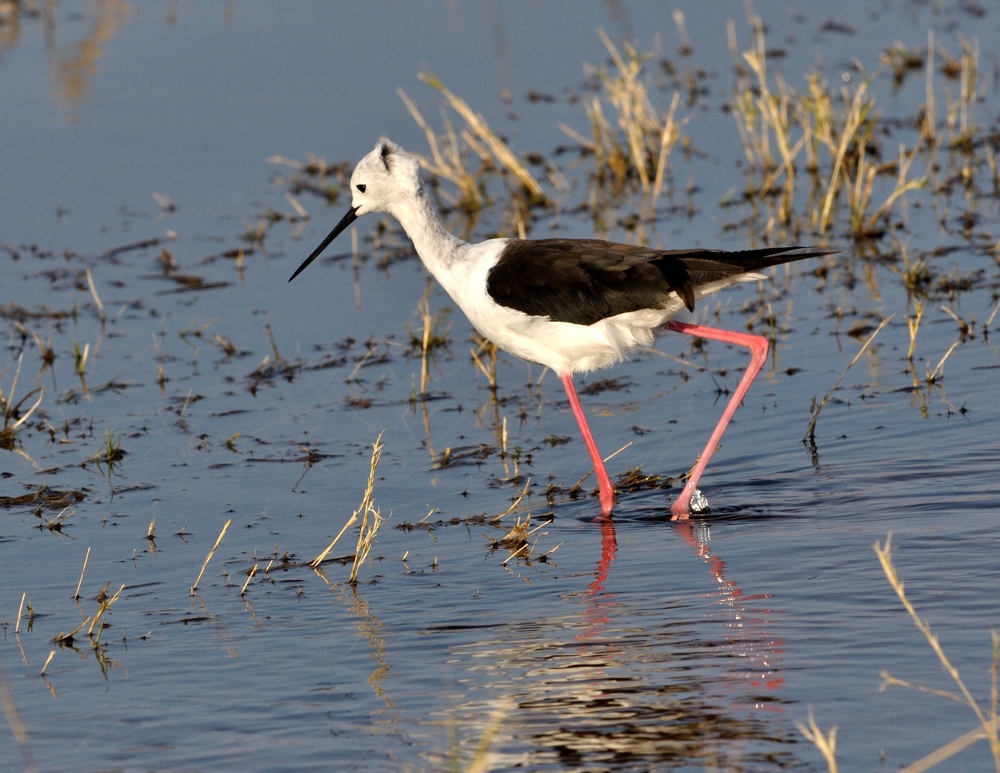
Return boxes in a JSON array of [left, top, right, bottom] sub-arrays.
[[666, 321, 769, 520], [562, 373, 615, 519]]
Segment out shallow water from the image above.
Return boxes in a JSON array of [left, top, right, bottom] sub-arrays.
[[2, 2, 1000, 771]]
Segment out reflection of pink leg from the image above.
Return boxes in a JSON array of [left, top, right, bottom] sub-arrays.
[[667, 321, 769, 521], [562, 373, 615, 519]]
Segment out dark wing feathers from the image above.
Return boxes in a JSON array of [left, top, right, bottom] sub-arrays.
[[486, 239, 834, 326]]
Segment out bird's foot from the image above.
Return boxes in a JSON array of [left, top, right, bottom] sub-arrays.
[[670, 488, 709, 520], [689, 489, 709, 513], [596, 491, 615, 521]]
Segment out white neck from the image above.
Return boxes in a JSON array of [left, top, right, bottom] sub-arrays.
[[390, 189, 465, 285]]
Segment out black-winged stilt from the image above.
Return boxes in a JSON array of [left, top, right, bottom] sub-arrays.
[[290, 139, 832, 520]]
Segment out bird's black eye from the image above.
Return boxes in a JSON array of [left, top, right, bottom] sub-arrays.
[[356, 184, 366, 193]]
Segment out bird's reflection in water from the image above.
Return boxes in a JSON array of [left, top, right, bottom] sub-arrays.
[[438, 517, 797, 770]]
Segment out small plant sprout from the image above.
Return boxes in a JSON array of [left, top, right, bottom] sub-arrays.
[[87, 584, 125, 645], [399, 71, 543, 212], [91, 429, 124, 481]]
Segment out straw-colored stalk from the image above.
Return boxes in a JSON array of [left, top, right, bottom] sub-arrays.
[[190, 519, 231, 595], [74, 547, 91, 601], [419, 72, 543, 198], [399, 86, 483, 211], [400, 72, 543, 209], [470, 336, 498, 391], [464, 697, 513, 773], [14, 593, 26, 635], [926, 340, 960, 385], [805, 316, 892, 442], [906, 300, 924, 361], [311, 432, 385, 575], [795, 709, 838, 773], [586, 29, 688, 202], [0, 354, 44, 445], [875, 535, 1000, 769], [240, 564, 258, 596]]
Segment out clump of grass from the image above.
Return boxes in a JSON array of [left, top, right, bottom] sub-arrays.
[[90, 428, 125, 481], [729, 9, 931, 238], [87, 583, 125, 645], [399, 71, 544, 214], [563, 30, 688, 205], [311, 431, 387, 585], [0, 354, 44, 451]]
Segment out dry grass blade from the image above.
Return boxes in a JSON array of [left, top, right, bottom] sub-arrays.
[[805, 316, 892, 442], [74, 547, 90, 601], [240, 564, 258, 596], [874, 534, 1000, 767], [85, 268, 105, 325], [818, 76, 874, 233], [39, 651, 55, 678], [14, 593, 26, 635], [399, 86, 483, 211], [490, 478, 531, 523], [795, 709, 838, 773], [926, 340, 960, 384], [190, 519, 232, 595], [985, 299, 1000, 333], [898, 718, 1000, 773], [1, 355, 45, 448], [417, 71, 544, 198], [311, 431, 384, 571], [349, 432, 387, 584], [907, 300, 924, 361]]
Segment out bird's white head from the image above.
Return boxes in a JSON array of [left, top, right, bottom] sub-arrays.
[[349, 138, 422, 217], [289, 138, 422, 282]]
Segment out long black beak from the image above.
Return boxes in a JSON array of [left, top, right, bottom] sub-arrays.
[[288, 205, 359, 282]]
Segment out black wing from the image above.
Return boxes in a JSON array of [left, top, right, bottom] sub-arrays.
[[486, 239, 833, 326]]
